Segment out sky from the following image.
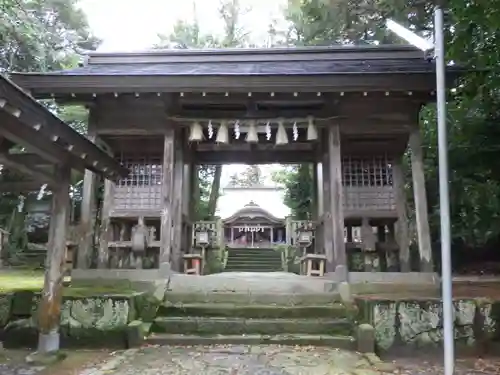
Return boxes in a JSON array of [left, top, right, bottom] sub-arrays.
[[79, 0, 287, 52], [78, 0, 289, 214]]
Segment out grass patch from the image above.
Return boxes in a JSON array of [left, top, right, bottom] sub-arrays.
[[0, 269, 139, 297], [63, 285, 139, 298], [0, 269, 44, 293]]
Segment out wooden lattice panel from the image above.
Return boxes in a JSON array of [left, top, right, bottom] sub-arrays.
[[113, 154, 163, 212], [342, 155, 395, 212]]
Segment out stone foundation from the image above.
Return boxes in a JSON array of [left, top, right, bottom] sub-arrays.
[[0, 288, 163, 348], [356, 297, 500, 352]]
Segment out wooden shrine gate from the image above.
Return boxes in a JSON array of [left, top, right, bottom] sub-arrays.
[[11, 45, 460, 276]]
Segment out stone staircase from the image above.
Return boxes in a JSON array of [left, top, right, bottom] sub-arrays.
[[223, 247, 283, 272], [147, 289, 356, 348]]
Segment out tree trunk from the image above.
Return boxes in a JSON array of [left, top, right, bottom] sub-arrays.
[[207, 165, 222, 218]]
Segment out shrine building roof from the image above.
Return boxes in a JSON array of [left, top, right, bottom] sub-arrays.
[[9, 45, 464, 99]]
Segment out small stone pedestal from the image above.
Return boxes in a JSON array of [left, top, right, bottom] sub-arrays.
[[299, 254, 327, 276], [183, 254, 203, 275], [356, 323, 375, 353]]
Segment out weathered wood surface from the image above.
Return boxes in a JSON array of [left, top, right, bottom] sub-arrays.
[[409, 126, 433, 272], [172, 134, 184, 272], [321, 135, 333, 270], [37, 164, 70, 353], [97, 179, 114, 269], [328, 124, 347, 269], [76, 128, 97, 269], [392, 157, 410, 272], [159, 128, 175, 264]]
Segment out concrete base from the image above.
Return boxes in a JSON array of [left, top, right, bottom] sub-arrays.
[[71, 267, 174, 282], [37, 331, 60, 353], [168, 272, 338, 294], [71, 267, 440, 296]]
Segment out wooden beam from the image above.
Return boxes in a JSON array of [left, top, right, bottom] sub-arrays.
[[194, 150, 316, 164], [170, 108, 335, 121], [160, 128, 175, 264], [327, 124, 346, 271], [0, 111, 71, 165], [12, 73, 439, 95], [76, 129, 98, 269], [37, 164, 70, 353], [0, 78, 127, 178], [195, 142, 314, 152], [172, 134, 184, 272], [393, 157, 410, 272], [97, 178, 114, 268], [409, 126, 433, 272], [0, 181, 47, 192], [321, 134, 333, 270], [0, 153, 55, 184]]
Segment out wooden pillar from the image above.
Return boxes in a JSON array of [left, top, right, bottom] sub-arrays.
[[322, 136, 333, 269], [328, 124, 346, 268], [160, 128, 175, 264], [97, 178, 114, 269], [171, 135, 184, 272], [409, 126, 433, 272], [392, 157, 410, 272], [76, 130, 97, 269], [37, 164, 70, 353]]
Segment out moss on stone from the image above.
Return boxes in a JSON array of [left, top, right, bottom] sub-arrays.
[[0, 293, 12, 327], [159, 302, 349, 319], [355, 297, 500, 352], [134, 293, 161, 322], [11, 291, 35, 318]]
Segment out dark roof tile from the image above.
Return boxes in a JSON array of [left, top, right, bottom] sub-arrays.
[[46, 59, 437, 76]]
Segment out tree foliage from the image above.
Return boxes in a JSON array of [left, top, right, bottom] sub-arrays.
[[1, 0, 99, 72], [272, 165, 314, 220], [229, 165, 264, 187], [0, 0, 97, 259], [156, 0, 249, 220], [276, 0, 500, 258]]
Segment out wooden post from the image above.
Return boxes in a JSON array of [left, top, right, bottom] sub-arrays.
[[37, 164, 70, 353], [361, 217, 376, 272], [97, 179, 114, 269], [160, 128, 175, 264], [409, 126, 433, 272], [171, 136, 184, 272], [392, 157, 410, 272], [322, 134, 333, 270], [328, 124, 346, 268], [76, 132, 97, 269]]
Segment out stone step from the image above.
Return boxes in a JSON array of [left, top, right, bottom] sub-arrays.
[[226, 258, 281, 263], [146, 333, 356, 349], [158, 302, 350, 319], [227, 250, 281, 255], [167, 273, 337, 294], [223, 268, 283, 272], [152, 317, 352, 336], [164, 292, 339, 305], [224, 264, 282, 270], [227, 254, 280, 259], [226, 257, 282, 261]]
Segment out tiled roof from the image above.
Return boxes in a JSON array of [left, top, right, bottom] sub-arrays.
[[43, 58, 437, 76]]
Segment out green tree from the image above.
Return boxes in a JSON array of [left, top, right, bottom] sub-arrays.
[[272, 165, 313, 219], [0, 0, 98, 260], [229, 165, 264, 187], [1, 0, 99, 72], [156, 0, 250, 219], [281, 0, 500, 261]]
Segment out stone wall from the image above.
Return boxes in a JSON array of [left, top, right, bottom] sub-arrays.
[[356, 297, 500, 352], [0, 290, 161, 348]]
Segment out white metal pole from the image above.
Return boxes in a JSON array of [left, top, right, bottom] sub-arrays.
[[434, 4, 455, 375]]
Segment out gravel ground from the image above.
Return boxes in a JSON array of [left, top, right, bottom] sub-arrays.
[[1, 345, 499, 375]]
